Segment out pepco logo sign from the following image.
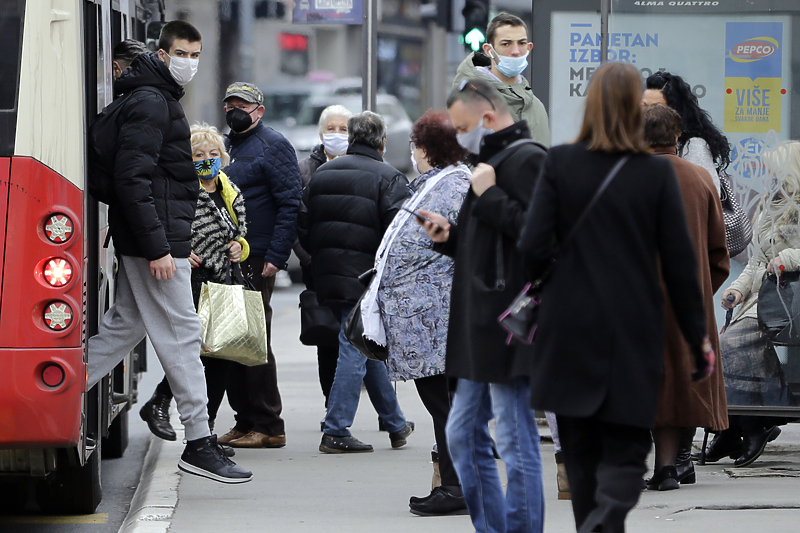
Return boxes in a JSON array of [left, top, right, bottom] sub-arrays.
[[729, 36, 779, 63]]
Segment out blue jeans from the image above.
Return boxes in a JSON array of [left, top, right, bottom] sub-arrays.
[[323, 306, 406, 437], [446, 377, 544, 533]]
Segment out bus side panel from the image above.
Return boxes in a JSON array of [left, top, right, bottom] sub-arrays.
[[0, 157, 84, 349], [0, 348, 84, 448], [0, 158, 9, 300]]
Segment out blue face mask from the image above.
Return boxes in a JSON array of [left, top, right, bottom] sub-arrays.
[[195, 157, 222, 181], [489, 46, 529, 78]]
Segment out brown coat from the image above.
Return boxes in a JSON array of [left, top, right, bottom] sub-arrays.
[[654, 147, 730, 430]]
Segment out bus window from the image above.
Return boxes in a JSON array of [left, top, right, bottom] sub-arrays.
[[0, 0, 24, 111]]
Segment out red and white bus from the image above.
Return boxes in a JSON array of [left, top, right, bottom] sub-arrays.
[[0, 0, 164, 514]]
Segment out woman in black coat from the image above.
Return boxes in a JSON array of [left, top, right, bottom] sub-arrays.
[[518, 62, 713, 533]]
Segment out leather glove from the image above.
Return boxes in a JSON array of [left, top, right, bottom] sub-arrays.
[[691, 336, 715, 382]]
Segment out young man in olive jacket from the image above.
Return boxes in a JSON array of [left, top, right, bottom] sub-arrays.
[[87, 21, 252, 483], [453, 13, 551, 147], [299, 111, 414, 454], [420, 78, 546, 532]]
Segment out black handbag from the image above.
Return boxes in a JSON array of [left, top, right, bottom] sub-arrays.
[[719, 171, 753, 257], [757, 271, 800, 346], [343, 268, 388, 361], [498, 155, 630, 344], [298, 289, 340, 347]]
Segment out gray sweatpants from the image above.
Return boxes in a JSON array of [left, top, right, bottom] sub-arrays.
[[88, 256, 210, 441]]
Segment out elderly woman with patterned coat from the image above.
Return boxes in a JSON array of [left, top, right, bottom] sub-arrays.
[[371, 110, 471, 516], [139, 124, 249, 451]]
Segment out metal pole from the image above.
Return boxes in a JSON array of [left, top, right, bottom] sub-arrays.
[[361, 0, 378, 112], [239, 0, 255, 78], [600, 0, 610, 65]]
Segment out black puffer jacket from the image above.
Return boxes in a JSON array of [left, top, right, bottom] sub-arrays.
[[109, 52, 197, 260], [299, 143, 410, 306]]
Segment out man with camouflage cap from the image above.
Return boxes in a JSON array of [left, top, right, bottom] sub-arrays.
[[217, 81, 303, 449]]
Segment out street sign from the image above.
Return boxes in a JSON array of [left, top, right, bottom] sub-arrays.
[[292, 0, 363, 24]]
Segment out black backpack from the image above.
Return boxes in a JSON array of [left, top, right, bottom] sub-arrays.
[[88, 86, 162, 204]]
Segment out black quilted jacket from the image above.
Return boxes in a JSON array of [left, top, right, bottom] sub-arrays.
[[299, 143, 410, 306], [224, 122, 302, 269], [109, 52, 198, 260]]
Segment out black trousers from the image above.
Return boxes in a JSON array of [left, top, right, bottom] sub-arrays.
[[414, 374, 459, 489], [557, 415, 651, 533], [155, 355, 230, 423], [225, 257, 285, 435], [317, 345, 339, 408]]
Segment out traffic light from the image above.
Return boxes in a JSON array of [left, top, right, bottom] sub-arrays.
[[462, 0, 488, 52]]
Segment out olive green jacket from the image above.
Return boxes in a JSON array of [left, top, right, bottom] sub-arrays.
[[453, 52, 551, 147]]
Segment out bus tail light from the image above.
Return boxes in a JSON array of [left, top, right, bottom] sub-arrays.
[[44, 214, 74, 243], [43, 258, 73, 287], [42, 363, 66, 388], [44, 301, 74, 331]]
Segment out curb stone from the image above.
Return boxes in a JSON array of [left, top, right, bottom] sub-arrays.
[[118, 426, 184, 533]]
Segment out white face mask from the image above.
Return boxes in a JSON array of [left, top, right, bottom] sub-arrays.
[[410, 151, 420, 175], [165, 53, 199, 86], [456, 118, 494, 155], [489, 45, 529, 78], [322, 133, 349, 157]]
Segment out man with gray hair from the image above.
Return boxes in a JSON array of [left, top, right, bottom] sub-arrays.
[[299, 110, 414, 453]]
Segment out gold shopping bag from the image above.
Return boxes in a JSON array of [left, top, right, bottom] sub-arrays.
[[197, 278, 268, 366]]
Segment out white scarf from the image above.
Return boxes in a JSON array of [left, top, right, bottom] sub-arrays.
[[361, 164, 468, 347]]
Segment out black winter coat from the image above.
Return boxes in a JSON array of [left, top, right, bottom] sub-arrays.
[[294, 144, 328, 287], [437, 122, 547, 384], [299, 143, 410, 307], [225, 122, 302, 269], [109, 52, 197, 260], [518, 142, 707, 429]]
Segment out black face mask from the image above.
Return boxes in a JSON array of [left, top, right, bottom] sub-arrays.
[[226, 108, 255, 133]]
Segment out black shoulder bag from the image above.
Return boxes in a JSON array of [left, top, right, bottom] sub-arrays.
[[498, 155, 630, 344]]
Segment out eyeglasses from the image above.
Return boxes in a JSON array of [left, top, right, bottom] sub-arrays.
[[409, 141, 416, 152], [458, 79, 496, 111]]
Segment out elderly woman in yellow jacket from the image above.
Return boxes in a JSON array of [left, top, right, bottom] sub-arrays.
[[705, 141, 800, 468], [139, 124, 249, 451]]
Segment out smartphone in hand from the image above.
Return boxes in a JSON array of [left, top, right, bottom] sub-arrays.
[[401, 206, 431, 223]]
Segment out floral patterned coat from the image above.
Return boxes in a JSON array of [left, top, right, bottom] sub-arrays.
[[377, 166, 471, 381]]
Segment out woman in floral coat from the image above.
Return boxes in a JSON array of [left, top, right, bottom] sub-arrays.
[[375, 110, 470, 516]]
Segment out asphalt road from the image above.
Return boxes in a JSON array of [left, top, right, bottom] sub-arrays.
[[0, 353, 164, 533]]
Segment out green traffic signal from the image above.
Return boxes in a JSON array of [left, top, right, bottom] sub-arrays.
[[464, 27, 486, 51]]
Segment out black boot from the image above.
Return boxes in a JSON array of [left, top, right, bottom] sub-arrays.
[[139, 391, 176, 441], [675, 427, 696, 484], [692, 428, 742, 463], [646, 466, 679, 491], [734, 426, 781, 468]]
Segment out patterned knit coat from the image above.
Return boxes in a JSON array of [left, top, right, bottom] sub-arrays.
[[191, 171, 249, 284]]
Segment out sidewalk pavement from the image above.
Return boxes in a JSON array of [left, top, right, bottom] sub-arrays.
[[122, 285, 800, 533]]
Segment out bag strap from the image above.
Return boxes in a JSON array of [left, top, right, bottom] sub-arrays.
[[484, 139, 547, 169], [483, 139, 547, 290]]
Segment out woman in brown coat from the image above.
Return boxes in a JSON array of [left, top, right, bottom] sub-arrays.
[[643, 104, 730, 490]]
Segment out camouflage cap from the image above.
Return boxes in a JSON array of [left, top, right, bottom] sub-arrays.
[[223, 82, 264, 105]]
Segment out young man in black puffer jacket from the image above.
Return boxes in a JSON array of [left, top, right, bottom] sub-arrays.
[[88, 21, 252, 484], [299, 111, 414, 454]]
